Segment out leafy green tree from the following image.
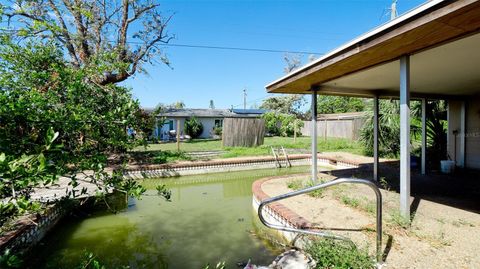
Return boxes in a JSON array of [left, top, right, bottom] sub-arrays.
[[262, 112, 303, 137], [260, 95, 306, 117], [2, 0, 173, 85], [317, 96, 366, 114], [0, 36, 148, 223], [184, 117, 203, 138]]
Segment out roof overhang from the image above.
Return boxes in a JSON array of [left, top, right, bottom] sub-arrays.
[[266, 0, 480, 99]]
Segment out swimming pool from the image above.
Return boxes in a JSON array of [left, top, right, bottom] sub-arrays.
[[28, 166, 311, 268]]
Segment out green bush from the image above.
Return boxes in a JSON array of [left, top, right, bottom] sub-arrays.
[[306, 239, 374, 269], [213, 126, 222, 136], [262, 112, 303, 137], [184, 117, 204, 138]]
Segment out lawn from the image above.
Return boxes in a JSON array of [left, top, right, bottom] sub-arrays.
[[132, 136, 364, 160]]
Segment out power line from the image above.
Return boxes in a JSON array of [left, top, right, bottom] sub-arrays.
[[123, 40, 324, 55], [156, 43, 324, 55], [0, 28, 325, 55]]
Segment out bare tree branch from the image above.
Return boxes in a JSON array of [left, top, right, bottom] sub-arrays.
[[2, 0, 174, 85]]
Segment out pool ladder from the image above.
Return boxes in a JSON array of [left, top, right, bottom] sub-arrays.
[[257, 177, 383, 263], [271, 146, 291, 168]]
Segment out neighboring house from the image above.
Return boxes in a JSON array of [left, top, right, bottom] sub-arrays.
[[265, 0, 480, 218], [154, 108, 266, 140]]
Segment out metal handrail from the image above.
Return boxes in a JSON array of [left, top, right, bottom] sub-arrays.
[[257, 177, 383, 262]]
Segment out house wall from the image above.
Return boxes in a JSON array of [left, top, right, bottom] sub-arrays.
[[156, 117, 223, 139], [447, 97, 480, 169], [156, 118, 185, 140], [199, 118, 216, 138]]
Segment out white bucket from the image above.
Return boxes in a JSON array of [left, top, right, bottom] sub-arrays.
[[440, 160, 455, 174]]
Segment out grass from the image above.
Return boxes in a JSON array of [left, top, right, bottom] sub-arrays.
[[133, 136, 364, 159], [305, 239, 375, 269]]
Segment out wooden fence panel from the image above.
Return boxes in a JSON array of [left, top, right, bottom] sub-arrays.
[[222, 118, 265, 147]]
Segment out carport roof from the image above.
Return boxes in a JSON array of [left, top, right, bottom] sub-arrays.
[[266, 0, 480, 98]]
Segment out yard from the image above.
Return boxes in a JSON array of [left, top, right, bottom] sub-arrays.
[[131, 136, 364, 161]]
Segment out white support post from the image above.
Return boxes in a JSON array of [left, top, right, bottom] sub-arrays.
[[459, 101, 466, 168], [421, 98, 427, 175], [373, 95, 379, 181], [311, 88, 318, 182], [400, 56, 411, 219]]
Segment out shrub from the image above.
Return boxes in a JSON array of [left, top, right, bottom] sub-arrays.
[[184, 117, 204, 138], [262, 112, 303, 137], [213, 126, 222, 136], [306, 239, 374, 269]]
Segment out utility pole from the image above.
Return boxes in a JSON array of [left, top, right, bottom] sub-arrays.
[[243, 89, 247, 110], [391, 0, 398, 20]]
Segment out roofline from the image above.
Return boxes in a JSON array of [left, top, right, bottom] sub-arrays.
[[266, 0, 447, 90]]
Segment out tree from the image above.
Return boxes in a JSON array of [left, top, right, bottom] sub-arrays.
[[283, 53, 302, 73], [260, 95, 306, 117], [209, 100, 215, 109], [360, 100, 420, 158], [412, 100, 447, 168], [317, 96, 366, 114], [172, 101, 185, 109], [2, 0, 173, 85], [262, 112, 303, 137], [184, 117, 203, 138], [0, 36, 148, 224]]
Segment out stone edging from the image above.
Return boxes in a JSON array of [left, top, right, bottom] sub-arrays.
[[0, 204, 64, 253]]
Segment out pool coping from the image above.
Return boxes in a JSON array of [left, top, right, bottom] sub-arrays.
[[121, 154, 361, 178]]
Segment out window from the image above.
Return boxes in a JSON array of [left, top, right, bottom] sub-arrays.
[[214, 119, 223, 128]]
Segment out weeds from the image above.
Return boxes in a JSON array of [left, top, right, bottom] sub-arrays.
[[341, 195, 360, 208], [287, 179, 325, 198], [203, 261, 226, 269], [306, 239, 374, 269], [388, 210, 411, 229], [156, 184, 172, 201], [286, 179, 303, 190], [452, 218, 475, 227]]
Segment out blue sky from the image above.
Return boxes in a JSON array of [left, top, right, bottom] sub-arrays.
[[124, 0, 425, 109]]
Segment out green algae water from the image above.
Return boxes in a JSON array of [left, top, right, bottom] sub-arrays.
[[30, 166, 311, 269]]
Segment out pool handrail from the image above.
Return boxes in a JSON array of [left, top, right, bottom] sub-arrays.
[[257, 177, 382, 262]]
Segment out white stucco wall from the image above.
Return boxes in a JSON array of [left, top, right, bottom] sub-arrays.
[[156, 117, 222, 139], [447, 97, 480, 169]]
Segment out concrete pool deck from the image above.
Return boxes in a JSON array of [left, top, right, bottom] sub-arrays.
[[252, 158, 480, 268]]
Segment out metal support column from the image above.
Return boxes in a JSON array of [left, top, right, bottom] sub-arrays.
[[400, 56, 411, 219], [311, 88, 318, 182], [459, 101, 466, 168], [421, 98, 427, 175], [373, 95, 379, 181]]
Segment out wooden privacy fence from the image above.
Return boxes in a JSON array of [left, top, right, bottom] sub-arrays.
[[301, 112, 366, 140], [222, 118, 265, 147]]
